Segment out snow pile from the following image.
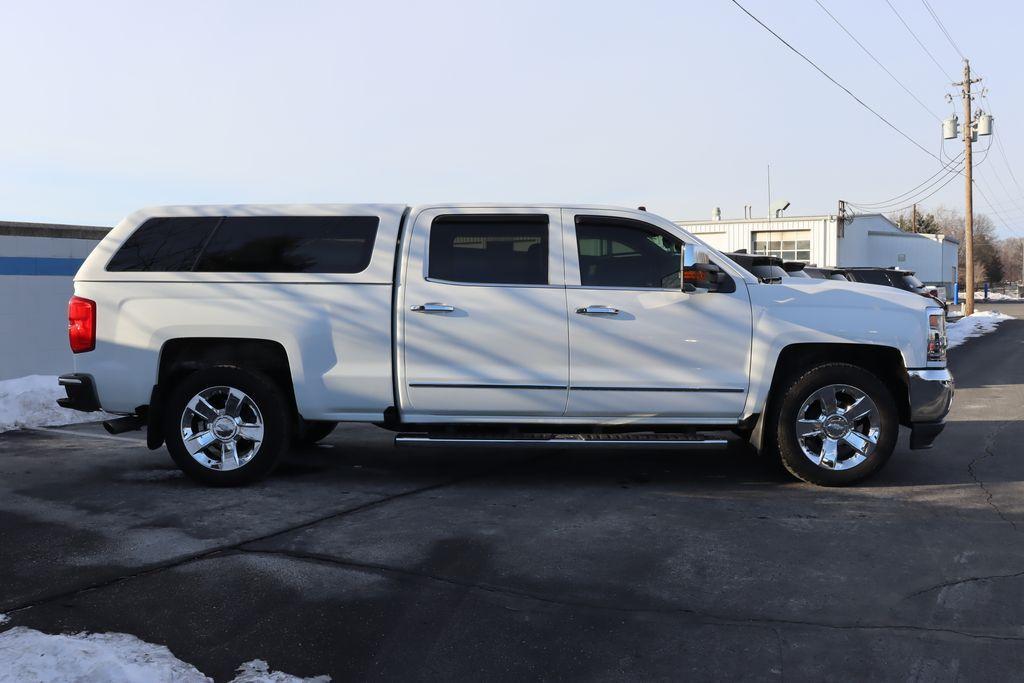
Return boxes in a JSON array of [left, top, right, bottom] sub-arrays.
[[232, 660, 330, 683], [0, 615, 7, 626], [0, 375, 107, 433], [0, 627, 329, 682], [0, 628, 208, 682], [947, 310, 1012, 349]]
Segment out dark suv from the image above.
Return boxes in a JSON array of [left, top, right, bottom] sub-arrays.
[[843, 267, 947, 311], [800, 265, 851, 281]]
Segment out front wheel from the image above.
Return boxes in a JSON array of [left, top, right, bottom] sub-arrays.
[[164, 366, 290, 486], [774, 363, 898, 486]]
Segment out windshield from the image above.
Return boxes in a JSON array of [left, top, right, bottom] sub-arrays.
[[749, 264, 788, 283], [902, 274, 926, 291], [787, 269, 811, 278]]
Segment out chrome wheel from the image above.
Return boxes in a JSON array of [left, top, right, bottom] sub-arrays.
[[179, 386, 264, 471], [795, 384, 880, 471]]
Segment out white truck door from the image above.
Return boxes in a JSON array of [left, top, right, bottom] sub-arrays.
[[399, 207, 569, 418], [562, 209, 752, 420]]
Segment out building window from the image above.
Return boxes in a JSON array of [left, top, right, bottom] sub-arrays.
[[751, 230, 811, 262]]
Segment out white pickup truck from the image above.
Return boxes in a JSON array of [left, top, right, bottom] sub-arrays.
[[59, 204, 952, 486]]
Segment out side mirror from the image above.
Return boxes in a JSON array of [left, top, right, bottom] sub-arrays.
[[682, 244, 706, 293], [682, 243, 735, 294]]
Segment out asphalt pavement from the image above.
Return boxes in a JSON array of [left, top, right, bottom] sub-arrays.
[[2, 303, 1023, 681]]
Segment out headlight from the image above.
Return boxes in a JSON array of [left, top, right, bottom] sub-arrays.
[[926, 308, 946, 364]]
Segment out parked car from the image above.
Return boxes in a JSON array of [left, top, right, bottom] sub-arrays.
[[803, 266, 851, 281], [59, 204, 952, 487], [844, 267, 947, 312], [782, 261, 810, 278], [726, 252, 789, 283]]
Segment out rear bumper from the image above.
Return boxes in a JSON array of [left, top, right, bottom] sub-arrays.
[[907, 368, 953, 450], [57, 373, 101, 413]]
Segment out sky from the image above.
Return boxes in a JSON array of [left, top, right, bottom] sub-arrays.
[[1, 0, 1022, 236]]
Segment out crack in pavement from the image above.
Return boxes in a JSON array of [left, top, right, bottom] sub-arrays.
[[0, 455, 538, 616], [773, 627, 786, 681], [904, 568, 1024, 600], [223, 546, 1024, 643], [966, 420, 1019, 533]]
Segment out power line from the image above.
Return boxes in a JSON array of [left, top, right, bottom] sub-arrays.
[[982, 145, 1024, 218], [921, 0, 965, 59], [882, 0, 955, 81], [730, 0, 940, 161], [973, 178, 1024, 237], [848, 157, 965, 212], [993, 132, 1024, 197], [847, 152, 964, 208], [877, 167, 963, 214], [980, 92, 1024, 199], [847, 139, 992, 216], [813, 0, 941, 121]]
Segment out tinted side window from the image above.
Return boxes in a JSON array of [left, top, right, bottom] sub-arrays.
[[194, 216, 379, 273], [428, 215, 548, 285], [576, 216, 681, 288], [106, 217, 220, 271]]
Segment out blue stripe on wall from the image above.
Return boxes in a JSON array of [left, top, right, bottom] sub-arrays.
[[0, 257, 84, 276]]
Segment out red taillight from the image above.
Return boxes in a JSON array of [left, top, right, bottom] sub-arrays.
[[68, 296, 96, 353]]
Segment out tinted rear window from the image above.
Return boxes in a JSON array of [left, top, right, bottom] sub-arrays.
[[106, 217, 220, 271], [428, 215, 548, 285], [850, 270, 893, 286], [194, 216, 379, 273]]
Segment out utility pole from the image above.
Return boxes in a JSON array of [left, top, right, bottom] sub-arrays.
[[912, 203, 918, 233], [837, 200, 847, 239], [956, 59, 982, 315]]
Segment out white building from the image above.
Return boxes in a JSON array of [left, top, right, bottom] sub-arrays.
[[678, 212, 959, 289], [0, 221, 109, 379]]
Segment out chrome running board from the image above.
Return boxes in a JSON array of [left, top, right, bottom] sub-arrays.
[[394, 433, 730, 448]]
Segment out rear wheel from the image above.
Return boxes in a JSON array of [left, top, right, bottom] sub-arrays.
[[164, 366, 290, 486], [774, 363, 898, 486]]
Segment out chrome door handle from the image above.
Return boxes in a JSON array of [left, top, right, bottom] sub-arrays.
[[411, 303, 455, 312], [576, 305, 620, 315]]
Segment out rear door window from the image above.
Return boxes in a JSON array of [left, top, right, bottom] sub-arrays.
[[428, 215, 549, 285], [194, 216, 379, 273], [106, 217, 220, 271]]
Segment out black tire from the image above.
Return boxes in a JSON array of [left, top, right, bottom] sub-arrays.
[[163, 365, 290, 486], [774, 363, 898, 486], [294, 420, 337, 446]]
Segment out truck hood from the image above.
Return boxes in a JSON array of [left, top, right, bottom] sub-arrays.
[[760, 277, 934, 312], [745, 277, 937, 369]]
